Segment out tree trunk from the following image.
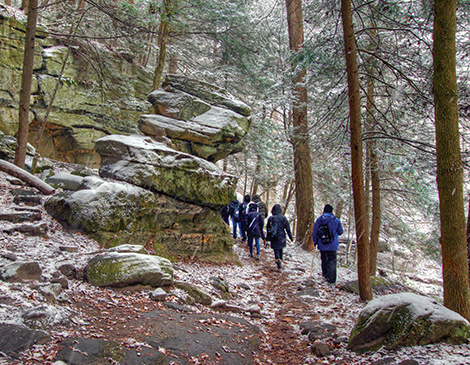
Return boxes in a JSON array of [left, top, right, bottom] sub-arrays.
[[5, 0, 12, 6], [340, 0, 372, 301], [14, 0, 38, 169], [0, 160, 54, 195], [366, 19, 380, 276], [153, 0, 172, 91], [466, 195, 470, 282], [153, 20, 169, 90], [433, 0, 470, 320], [285, 0, 314, 249]]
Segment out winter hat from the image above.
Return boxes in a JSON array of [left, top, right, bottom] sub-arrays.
[[323, 204, 333, 213], [244, 194, 251, 203]]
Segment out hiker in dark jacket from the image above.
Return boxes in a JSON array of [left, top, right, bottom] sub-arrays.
[[239, 194, 251, 243], [245, 203, 265, 259], [266, 204, 293, 270], [312, 204, 343, 284], [220, 205, 230, 225], [252, 195, 268, 221], [228, 199, 241, 238]]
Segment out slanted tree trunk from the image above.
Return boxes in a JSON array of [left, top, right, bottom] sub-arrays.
[[433, 0, 470, 320], [285, 0, 314, 249], [14, 0, 38, 169], [0, 160, 54, 195], [340, 0, 372, 301]]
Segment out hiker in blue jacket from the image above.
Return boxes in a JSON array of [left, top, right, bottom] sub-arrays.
[[312, 204, 343, 284], [245, 202, 265, 259], [266, 204, 293, 270]]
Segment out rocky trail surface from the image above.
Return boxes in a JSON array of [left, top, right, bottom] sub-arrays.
[[1, 170, 470, 364]]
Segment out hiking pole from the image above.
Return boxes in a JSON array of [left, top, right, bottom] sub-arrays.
[[309, 245, 316, 278]]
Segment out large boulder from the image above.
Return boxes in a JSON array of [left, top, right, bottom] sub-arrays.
[[95, 134, 237, 209], [44, 181, 234, 260], [0, 10, 152, 168], [141, 74, 251, 162], [85, 252, 173, 288], [348, 293, 470, 353]]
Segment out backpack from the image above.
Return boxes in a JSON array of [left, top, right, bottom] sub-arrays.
[[233, 208, 240, 222], [247, 213, 260, 236], [318, 221, 332, 244], [239, 203, 248, 222], [266, 220, 280, 241]]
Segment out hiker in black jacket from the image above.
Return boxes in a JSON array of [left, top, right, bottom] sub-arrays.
[[245, 203, 265, 259], [228, 199, 241, 238], [266, 204, 293, 270], [239, 194, 251, 243]]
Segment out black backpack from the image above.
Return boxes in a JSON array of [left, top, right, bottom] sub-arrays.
[[318, 219, 333, 244], [266, 219, 280, 241]]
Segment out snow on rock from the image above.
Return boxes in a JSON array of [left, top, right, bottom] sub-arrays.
[[348, 292, 470, 353], [85, 252, 173, 288], [95, 134, 238, 209], [142, 74, 251, 162]]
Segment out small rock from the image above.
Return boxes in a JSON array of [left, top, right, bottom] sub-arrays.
[[1, 251, 17, 261], [333, 336, 348, 345], [107, 244, 147, 255], [59, 246, 79, 253], [238, 283, 251, 290], [57, 263, 76, 279], [50, 276, 69, 289], [311, 342, 331, 357], [0, 261, 42, 282], [370, 358, 395, 365], [37, 283, 62, 301], [398, 361, 419, 365], [0, 323, 49, 357], [246, 305, 261, 314], [210, 300, 227, 308], [13, 195, 42, 206], [3, 222, 47, 236], [0, 210, 41, 223], [210, 276, 230, 293], [150, 288, 167, 301]]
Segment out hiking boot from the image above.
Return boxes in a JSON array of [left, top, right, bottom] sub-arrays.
[[255, 254, 260, 260], [276, 260, 282, 269]]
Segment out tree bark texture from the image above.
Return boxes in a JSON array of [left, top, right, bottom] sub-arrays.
[[285, 0, 314, 249], [340, 0, 372, 301], [433, 0, 470, 320], [14, 0, 38, 169]]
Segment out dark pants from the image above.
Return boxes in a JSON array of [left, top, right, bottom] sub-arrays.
[[320, 251, 337, 283], [273, 248, 283, 261]]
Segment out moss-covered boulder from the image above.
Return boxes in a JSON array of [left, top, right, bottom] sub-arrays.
[[348, 293, 470, 353], [141, 74, 251, 162], [86, 252, 173, 288], [44, 180, 234, 261], [95, 134, 237, 209]]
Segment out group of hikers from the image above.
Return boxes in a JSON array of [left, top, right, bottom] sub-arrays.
[[221, 195, 343, 282]]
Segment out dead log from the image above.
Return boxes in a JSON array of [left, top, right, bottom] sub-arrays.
[[0, 159, 55, 195]]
